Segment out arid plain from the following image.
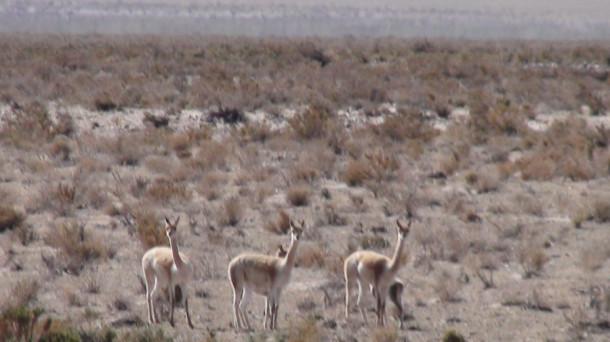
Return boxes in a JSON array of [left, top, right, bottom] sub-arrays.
[[0, 35, 609, 341]]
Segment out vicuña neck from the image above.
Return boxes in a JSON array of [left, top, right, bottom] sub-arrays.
[[388, 237, 405, 274], [281, 237, 299, 270], [169, 236, 185, 267]]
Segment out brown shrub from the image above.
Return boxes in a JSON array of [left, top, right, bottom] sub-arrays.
[[41, 182, 77, 217], [196, 171, 228, 201], [434, 270, 462, 303], [286, 184, 311, 207], [192, 140, 230, 171], [289, 103, 335, 140], [135, 211, 166, 250], [45, 220, 110, 274], [342, 159, 370, 187], [378, 108, 438, 142], [47, 135, 75, 162], [264, 209, 291, 235], [360, 235, 389, 250], [0, 205, 25, 232], [219, 198, 243, 227], [517, 242, 548, 278], [591, 197, 610, 223], [145, 178, 191, 204], [296, 243, 325, 268], [514, 118, 610, 181], [364, 150, 400, 182], [1, 101, 58, 149]]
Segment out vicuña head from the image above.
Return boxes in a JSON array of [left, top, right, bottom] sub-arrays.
[[141, 216, 194, 329], [344, 217, 411, 327], [228, 219, 305, 331]]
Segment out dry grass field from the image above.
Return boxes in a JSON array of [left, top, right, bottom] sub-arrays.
[[0, 34, 609, 342]]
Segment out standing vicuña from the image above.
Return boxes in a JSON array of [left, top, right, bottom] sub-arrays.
[[141, 216, 194, 328], [344, 219, 411, 327], [228, 219, 305, 330]]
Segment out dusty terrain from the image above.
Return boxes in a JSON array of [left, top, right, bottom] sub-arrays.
[[0, 36, 609, 342]]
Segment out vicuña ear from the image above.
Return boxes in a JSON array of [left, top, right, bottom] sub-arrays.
[[174, 216, 180, 227], [165, 216, 171, 225]]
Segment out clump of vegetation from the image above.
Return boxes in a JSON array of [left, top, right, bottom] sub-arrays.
[[118, 327, 172, 342], [360, 235, 389, 250], [45, 220, 111, 274], [286, 184, 311, 207], [0, 101, 71, 149], [377, 109, 437, 142], [517, 242, 548, 278], [289, 103, 335, 140], [342, 159, 370, 187], [0, 205, 25, 232], [219, 197, 243, 227], [134, 211, 165, 250], [591, 197, 610, 223], [514, 118, 610, 181], [264, 209, 292, 235], [283, 315, 321, 342], [145, 178, 191, 204], [442, 329, 466, 342], [207, 106, 245, 124]]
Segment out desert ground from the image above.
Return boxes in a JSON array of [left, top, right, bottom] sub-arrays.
[[0, 35, 609, 342]]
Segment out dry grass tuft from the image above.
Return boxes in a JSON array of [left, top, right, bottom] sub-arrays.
[[218, 198, 243, 227], [360, 235, 389, 250], [0, 205, 25, 232], [372, 326, 399, 342], [264, 209, 291, 235], [434, 270, 462, 303], [289, 103, 335, 140], [591, 197, 610, 223], [342, 159, 370, 187], [284, 315, 321, 342], [45, 220, 110, 274], [517, 242, 548, 278], [296, 243, 325, 268], [41, 182, 77, 217], [378, 109, 438, 142], [286, 184, 311, 207], [134, 212, 166, 250], [145, 178, 191, 204]]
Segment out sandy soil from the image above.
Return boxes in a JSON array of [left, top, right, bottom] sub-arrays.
[[1, 101, 609, 341]]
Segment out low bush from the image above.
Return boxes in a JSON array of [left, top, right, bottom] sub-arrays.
[[0, 205, 25, 232], [286, 184, 311, 207], [135, 212, 166, 250], [45, 220, 110, 274], [342, 159, 370, 187]]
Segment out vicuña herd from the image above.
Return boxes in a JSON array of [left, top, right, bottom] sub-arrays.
[[141, 215, 412, 331]]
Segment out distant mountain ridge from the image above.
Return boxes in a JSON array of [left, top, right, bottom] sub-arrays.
[[1, 1, 609, 39]]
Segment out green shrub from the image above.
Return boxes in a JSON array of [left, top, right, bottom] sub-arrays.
[[0, 305, 45, 342], [442, 329, 465, 342]]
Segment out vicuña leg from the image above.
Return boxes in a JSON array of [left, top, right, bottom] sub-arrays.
[[357, 280, 368, 323]]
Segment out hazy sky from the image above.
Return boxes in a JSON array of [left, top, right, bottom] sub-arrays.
[[1, 0, 609, 39]]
